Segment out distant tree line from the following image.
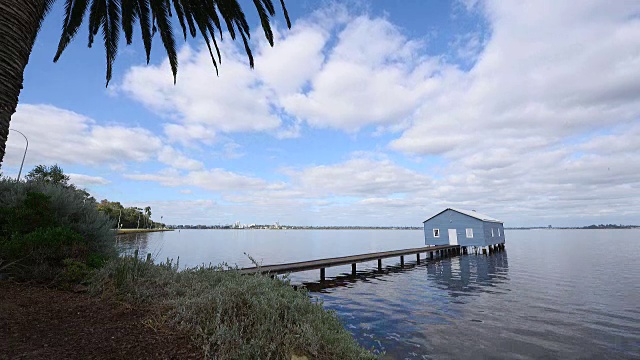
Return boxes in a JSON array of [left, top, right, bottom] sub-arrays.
[[580, 224, 638, 229], [96, 201, 164, 230], [4, 164, 164, 230]]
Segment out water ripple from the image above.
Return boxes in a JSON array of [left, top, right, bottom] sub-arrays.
[[316, 230, 640, 359]]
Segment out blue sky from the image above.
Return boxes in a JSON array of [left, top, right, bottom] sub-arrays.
[[4, 0, 640, 227]]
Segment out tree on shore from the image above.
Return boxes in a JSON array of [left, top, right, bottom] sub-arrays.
[[0, 0, 291, 167], [24, 164, 70, 185]]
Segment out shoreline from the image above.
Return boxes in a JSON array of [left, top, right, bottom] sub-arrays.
[[116, 229, 174, 234]]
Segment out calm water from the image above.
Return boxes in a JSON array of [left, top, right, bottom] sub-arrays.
[[117, 229, 640, 359]]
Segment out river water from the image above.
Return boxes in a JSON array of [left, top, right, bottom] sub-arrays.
[[117, 229, 640, 359]]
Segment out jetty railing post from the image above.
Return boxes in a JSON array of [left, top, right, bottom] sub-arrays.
[[320, 268, 326, 281], [416, 253, 420, 264], [463, 247, 468, 255], [400, 256, 404, 268], [430, 251, 433, 259], [377, 259, 382, 271], [351, 263, 356, 276]]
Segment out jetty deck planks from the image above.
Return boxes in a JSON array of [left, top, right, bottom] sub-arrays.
[[239, 244, 460, 276]]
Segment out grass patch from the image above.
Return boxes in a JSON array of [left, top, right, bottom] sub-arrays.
[[91, 255, 375, 359]]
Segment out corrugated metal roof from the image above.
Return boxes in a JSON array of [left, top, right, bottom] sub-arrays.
[[423, 208, 503, 223], [449, 208, 502, 223]]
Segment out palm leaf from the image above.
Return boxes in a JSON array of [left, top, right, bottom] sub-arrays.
[[279, 0, 291, 29], [180, 0, 198, 38], [103, 0, 121, 85], [253, 0, 274, 46], [54, 0, 90, 61], [189, 1, 219, 74], [121, 0, 136, 44], [136, 0, 153, 63], [149, 0, 178, 83], [171, 0, 189, 39], [238, 30, 253, 68], [52, 0, 292, 85], [88, 0, 106, 48]]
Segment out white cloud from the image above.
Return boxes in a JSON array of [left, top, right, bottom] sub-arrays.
[[163, 123, 216, 146], [281, 16, 444, 132], [4, 104, 163, 167], [124, 168, 270, 192], [67, 173, 111, 186], [157, 146, 204, 171], [120, 45, 281, 143], [290, 156, 432, 197]]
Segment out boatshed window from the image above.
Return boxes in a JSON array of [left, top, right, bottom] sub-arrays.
[[433, 229, 440, 237], [498, 228, 501, 237], [466, 228, 473, 238]]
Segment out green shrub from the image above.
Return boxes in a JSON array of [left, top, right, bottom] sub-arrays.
[[62, 258, 93, 285], [0, 178, 116, 282], [3, 226, 84, 260], [91, 257, 375, 360]]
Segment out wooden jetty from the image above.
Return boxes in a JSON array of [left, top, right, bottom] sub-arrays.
[[240, 244, 462, 281]]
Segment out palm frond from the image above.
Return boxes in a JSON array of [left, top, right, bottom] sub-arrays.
[[253, 0, 274, 46], [88, 0, 106, 48], [44, 0, 57, 15], [171, 0, 189, 39], [149, 0, 178, 83], [103, 0, 121, 85], [136, 0, 153, 63], [53, 0, 291, 85], [215, 0, 239, 40], [54, 0, 90, 61], [121, 0, 136, 44], [239, 30, 253, 68], [279, 0, 291, 29], [180, 0, 198, 38], [189, 1, 219, 74]]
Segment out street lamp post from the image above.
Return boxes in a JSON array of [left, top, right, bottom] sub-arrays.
[[8, 129, 28, 181]]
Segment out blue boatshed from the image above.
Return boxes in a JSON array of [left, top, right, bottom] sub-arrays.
[[423, 208, 505, 247]]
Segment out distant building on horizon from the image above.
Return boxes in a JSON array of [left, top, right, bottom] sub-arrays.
[[423, 208, 505, 247]]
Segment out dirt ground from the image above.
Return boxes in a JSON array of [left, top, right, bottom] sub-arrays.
[[0, 281, 201, 359]]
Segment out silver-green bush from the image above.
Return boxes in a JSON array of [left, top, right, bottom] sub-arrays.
[[0, 178, 115, 256], [0, 179, 116, 281], [92, 256, 376, 360]]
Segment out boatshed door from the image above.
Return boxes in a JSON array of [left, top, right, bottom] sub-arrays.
[[448, 229, 458, 245]]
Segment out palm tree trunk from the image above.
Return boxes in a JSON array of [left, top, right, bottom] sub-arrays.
[[0, 0, 48, 168]]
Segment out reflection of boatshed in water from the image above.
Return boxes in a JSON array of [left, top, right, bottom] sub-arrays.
[[423, 208, 505, 250]]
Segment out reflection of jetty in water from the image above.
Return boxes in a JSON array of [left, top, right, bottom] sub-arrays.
[[302, 251, 509, 293]]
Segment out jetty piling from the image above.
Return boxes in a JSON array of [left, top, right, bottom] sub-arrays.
[[240, 244, 460, 281]]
